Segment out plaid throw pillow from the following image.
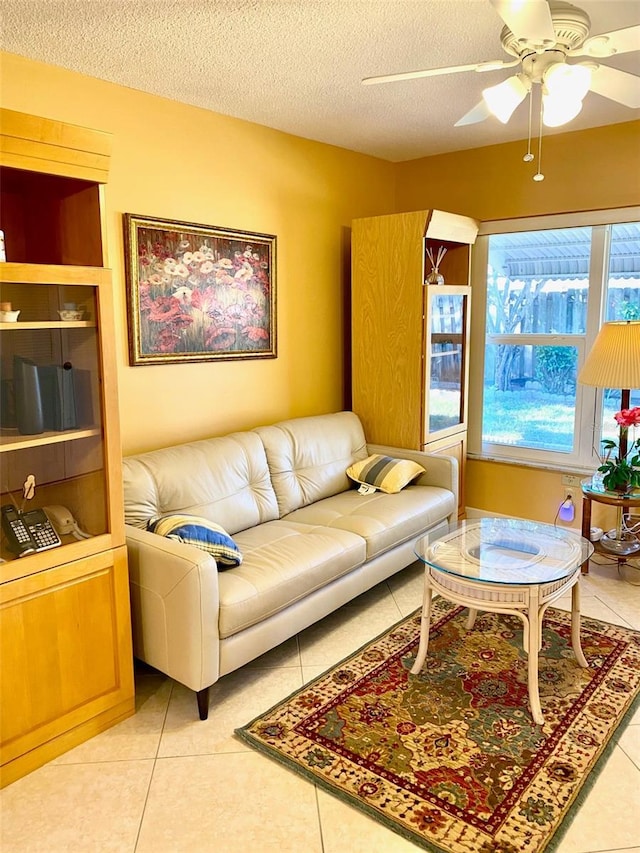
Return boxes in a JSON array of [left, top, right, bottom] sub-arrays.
[[346, 454, 425, 495], [147, 514, 242, 569]]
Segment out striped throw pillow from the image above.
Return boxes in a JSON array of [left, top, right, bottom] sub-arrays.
[[147, 514, 242, 569], [346, 454, 425, 495]]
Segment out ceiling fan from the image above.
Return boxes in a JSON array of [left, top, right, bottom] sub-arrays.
[[363, 0, 640, 145]]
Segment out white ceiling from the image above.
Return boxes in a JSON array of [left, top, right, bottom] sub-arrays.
[[2, 0, 639, 162]]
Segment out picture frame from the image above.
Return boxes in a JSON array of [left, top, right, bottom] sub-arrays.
[[123, 213, 277, 365]]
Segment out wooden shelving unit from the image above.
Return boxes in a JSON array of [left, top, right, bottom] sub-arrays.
[[351, 209, 478, 515], [0, 109, 134, 788]]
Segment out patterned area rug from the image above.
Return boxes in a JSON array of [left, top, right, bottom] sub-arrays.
[[236, 600, 640, 853]]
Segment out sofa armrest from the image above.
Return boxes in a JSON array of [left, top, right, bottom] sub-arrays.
[[125, 524, 221, 692], [366, 444, 459, 517]]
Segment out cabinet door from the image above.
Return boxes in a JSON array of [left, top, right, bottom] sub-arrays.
[[0, 546, 134, 785], [423, 286, 471, 444], [0, 264, 125, 577], [352, 211, 426, 449], [425, 432, 467, 518]]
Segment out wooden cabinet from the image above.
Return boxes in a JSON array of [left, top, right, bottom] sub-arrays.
[[424, 432, 469, 517], [0, 109, 134, 787], [351, 209, 478, 516]]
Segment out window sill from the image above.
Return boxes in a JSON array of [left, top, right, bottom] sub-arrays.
[[467, 452, 595, 477]]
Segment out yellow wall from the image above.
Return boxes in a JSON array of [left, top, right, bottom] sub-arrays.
[[0, 52, 395, 454], [395, 121, 640, 221], [396, 120, 640, 526]]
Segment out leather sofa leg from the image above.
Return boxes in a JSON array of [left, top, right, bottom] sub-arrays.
[[196, 687, 210, 720]]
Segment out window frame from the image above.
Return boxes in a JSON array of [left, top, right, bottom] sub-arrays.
[[468, 206, 640, 473]]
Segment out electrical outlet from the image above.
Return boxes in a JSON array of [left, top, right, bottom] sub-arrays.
[[564, 487, 577, 503], [561, 474, 582, 487]]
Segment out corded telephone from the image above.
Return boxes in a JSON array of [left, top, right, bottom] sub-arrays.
[[1, 504, 62, 556], [1, 501, 90, 556], [43, 504, 91, 540]]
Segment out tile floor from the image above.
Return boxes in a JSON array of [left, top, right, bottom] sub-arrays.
[[2, 556, 640, 853]]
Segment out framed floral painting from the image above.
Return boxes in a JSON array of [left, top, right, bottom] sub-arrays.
[[123, 214, 277, 365]]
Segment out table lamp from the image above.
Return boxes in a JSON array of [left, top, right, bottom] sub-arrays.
[[577, 320, 640, 555]]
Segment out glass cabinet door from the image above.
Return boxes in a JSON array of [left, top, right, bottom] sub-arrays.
[[0, 276, 108, 566], [424, 286, 470, 441], [0, 157, 117, 576]]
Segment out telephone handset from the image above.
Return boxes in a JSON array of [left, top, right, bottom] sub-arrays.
[[1, 504, 62, 556], [43, 505, 91, 540]]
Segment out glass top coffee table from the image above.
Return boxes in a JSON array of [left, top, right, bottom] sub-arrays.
[[411, 518, 594, 725]]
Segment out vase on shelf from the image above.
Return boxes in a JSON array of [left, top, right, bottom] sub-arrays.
[[425, 246, 447, 286], [426, 268, 445, 286]]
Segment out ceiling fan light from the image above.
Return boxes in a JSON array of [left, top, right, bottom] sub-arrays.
[[542, 93, 584, 127], [482, 75, 530, 124], [544, 63, 592, 101]]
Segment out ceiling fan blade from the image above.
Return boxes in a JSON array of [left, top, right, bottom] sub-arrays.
[[363, 63, 483, 85], [489, 0, 556, 43], [362, 59, 518, 86], [454, 100, 492, 126], [570, 24, 640, 58], [588, 64, 640, 108]]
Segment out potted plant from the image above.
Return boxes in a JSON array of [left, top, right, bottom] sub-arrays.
[[598, 406, 640, 493]]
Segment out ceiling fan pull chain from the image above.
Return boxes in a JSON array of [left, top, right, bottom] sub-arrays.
[[533, 89, 545, 182], [523, 86, 534, 163]]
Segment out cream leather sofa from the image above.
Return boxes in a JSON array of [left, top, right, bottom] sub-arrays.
[[123, 411, 458, 719]]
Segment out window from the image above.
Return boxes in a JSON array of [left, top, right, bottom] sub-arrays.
[[469, 210, 640, 471]]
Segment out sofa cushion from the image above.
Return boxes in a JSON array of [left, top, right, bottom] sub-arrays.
[[346, 454, 425, 494], [218, 520, 366, 638], [255, 411, 369, 516], [283, 485, 455, 560], [147, 514, 242, 568], [122, 431, 280, 533]]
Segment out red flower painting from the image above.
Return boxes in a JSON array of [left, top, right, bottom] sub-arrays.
[[124, 215, 276, 365]]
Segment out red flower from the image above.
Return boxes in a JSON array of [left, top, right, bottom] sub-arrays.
[[147, 296, 184, 324], [244, 326, 269, 342], [205, 326, 236, 350], [154, 326, 181, 353], [614, 407, 640, 427]]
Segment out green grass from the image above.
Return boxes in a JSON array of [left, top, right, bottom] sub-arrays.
[[482, 388, 576, 452], [430, 385, 638, 454], [480, 389, 635, 453]]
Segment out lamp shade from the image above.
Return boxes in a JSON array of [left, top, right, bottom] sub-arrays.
[[544, 63, 591, 101], [541, 63, 592, 128], [542, 93, 583, 127], [578, 321, 640, 389], [482, 75, 530, 124]]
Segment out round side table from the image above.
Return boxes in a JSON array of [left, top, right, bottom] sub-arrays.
[[580, 480, 640, 574], [411, 519, 593, 726]]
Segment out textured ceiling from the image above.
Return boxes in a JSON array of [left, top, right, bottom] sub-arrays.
[[1, 0, 639, 161]]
